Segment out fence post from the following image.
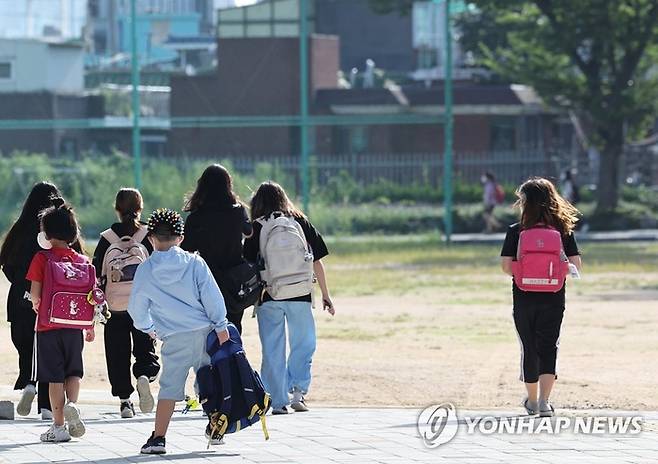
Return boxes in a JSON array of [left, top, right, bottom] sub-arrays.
[[130, 0, 142, 188], [299, 0, 310, 214], [442, 0, 454, 243]]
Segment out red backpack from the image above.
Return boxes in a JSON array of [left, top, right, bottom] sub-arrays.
[[511, 226, 569, 293], [494, 184, 505, 204], [37, 251, 98, 331]]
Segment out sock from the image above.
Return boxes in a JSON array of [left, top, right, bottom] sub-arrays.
[[120, 398, 131, 403]]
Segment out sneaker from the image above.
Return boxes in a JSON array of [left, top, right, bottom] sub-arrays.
[[522, 398, 538, 416], [16, 384, 36, 416], [271, 406, 289, 415], [136, 376, 154, 414], [41, 408, 53, 421], [539, 399, 555, 417], [40, 423, 71, 443], [205, 423, 226, 445], [290, 389, 309, 412], [120, 400, 135, 418], [141, 432, 166, 455], [63, 402, 86, 438]]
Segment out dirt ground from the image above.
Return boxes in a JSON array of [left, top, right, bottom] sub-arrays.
[[2, 268, 657, 412]]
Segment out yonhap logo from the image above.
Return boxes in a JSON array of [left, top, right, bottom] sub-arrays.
[[417, 403, 459, 448]]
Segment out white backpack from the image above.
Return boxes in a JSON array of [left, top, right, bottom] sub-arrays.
[[100, 226, 149, 311], [257, 213, 314, 300]]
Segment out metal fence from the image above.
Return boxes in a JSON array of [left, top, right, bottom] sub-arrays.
[[210, 148, 656, 189]]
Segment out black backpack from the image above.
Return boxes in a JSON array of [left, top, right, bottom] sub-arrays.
[[216, 262, 263, 313], [196, 324, 271, 447]]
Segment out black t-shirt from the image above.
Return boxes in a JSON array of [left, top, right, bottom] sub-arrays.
[[92, 222, 153, 284], [181, 204, 252, 275], [2, 233, 40, 322], [243, 214, 329, 303], [501, 223, 580, 307]]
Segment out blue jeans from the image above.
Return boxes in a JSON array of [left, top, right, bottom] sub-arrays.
[[257, 300, 316, 409]]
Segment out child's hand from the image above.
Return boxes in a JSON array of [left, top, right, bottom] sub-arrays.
[[149, 331, 157, 340], [31, 299, 40, 314], [217, 328, 230, 345], [322, 296, 335, 316], [85, 327, 96, 342]]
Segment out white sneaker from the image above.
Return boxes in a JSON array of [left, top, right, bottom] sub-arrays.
[[40, 423, 71, 442], [63, 402, 86, 438], [16, 384, 36, 416], [290, 389, 309, 412], [136, 376, 154, 414], [539, 399, 555, 417], [41, 409, 53, 420], [120, 400, 135, 418]]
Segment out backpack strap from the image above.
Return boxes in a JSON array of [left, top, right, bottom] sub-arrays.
[[132, 226, 148, 244], [234, 351, 270, 440], [100, 228, 121, 244], [207, 357, 232, 448]]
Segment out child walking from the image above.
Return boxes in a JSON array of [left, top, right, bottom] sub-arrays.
[[500, 177, 582, 417], [127, 208, 230, 455], [26, 201, 95, 442], [243, 181, 335, 415], [92, 188, 160, 418]]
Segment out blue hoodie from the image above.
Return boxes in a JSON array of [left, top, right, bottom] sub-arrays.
[[127, 246, 228, 339]]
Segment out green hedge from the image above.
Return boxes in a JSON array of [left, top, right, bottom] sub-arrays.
[[0, 153, 656, 237]]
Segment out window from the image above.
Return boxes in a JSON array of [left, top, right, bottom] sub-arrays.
[[490, 116, 518, 151], [0, 62, 11, 79]]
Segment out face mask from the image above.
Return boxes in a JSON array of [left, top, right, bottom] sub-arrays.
[[37, 231, 53, 250]]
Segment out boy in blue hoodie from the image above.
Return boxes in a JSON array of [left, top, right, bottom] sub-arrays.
[[128, 208, 229, 455]]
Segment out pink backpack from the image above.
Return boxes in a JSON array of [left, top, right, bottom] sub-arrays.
[[37, 251, 97, 331], [511, 226, 569, 293]]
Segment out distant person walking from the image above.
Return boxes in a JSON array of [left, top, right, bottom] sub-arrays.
[[244, 181, 335, 415], [500, 177, 582, 418], [92, 188, 160, 419], [482, 171, 503, 233], [0, 182, 66, 420], [560, 170, 580, 205], [181, 165, 254, 334]]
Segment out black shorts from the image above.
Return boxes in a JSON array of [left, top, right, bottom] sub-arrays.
[[37, 329, 84, 383]]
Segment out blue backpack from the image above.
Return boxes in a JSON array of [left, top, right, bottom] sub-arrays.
[[196, 324, 271, 447]]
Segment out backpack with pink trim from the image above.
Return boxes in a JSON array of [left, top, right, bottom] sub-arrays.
[[511, 226, 569, 293], [37, 251, 99, 331]]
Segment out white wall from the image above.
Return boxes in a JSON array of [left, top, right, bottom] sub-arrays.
[[0, 38, 84, 93]]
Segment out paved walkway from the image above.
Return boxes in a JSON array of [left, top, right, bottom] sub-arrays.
[[1, 405, 658, 463]]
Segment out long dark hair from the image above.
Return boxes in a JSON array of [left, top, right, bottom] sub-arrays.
[[515, 177, 580, 235], [249, 181, 305, 221], [184, 164, 239, 212], [0, 182, 61, 266], [115, 188, 143, 233]]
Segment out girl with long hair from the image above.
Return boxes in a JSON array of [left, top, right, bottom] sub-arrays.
[[500, 177, 582, 417], [0, 182, 64, 419], [92, 188, 160, 418], [243, 181, 335, 415], [181, 164, 254, 333]]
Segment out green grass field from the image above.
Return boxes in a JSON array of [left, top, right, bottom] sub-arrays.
[[324, 235, 658, 297]]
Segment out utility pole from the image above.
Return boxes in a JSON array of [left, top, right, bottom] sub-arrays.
[[130, 0, 142, 188], [299, 0, 310, 214]]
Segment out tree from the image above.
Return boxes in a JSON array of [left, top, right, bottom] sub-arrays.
[[456, 1, 658, 211]]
